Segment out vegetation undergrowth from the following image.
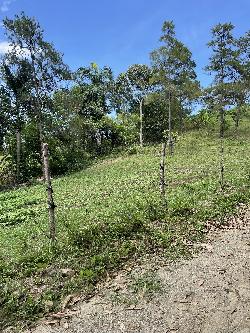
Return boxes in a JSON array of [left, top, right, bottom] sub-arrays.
[[0, 128, 250, 329]]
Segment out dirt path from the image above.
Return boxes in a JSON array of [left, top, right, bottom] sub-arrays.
[[25, 214, 250, 333]]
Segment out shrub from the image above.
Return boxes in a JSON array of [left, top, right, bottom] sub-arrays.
[[0, 154, 14, 188]]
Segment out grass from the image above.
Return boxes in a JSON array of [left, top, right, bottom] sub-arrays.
[[109, 270, 162, 306], [0, 124, 250, 329], [130, 271, 162, 298]]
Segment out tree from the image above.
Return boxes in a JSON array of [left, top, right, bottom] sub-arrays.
[[151, 21, 199, 154], [125, 64, 152, 147], [206, 23, 237, 189], [151, 20, 198, 200], [231, 31, 250, 128], [3, 12, 70, 177], [205, 23, 236, 137], [50, 64, 122, 161], [0, 86, 11, 150], [1, 59, 32, 182], [70, 63, 116, 152], [112, 72, 133, 114], [74, 63, 113, 120]]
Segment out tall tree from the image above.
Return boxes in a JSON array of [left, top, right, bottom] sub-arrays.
[[151, 20, 198, 201], [51, 63, 118, 157], [112, 72, 133, 114], [231, 31, 250, 128], [3, 12, 70, 177], [206, 22, 236, 189], [74, 63, 113, 120], [1, 59, 32, 182], [125, 64, 152, 147], [205, 23, 236, 137], [151, 21, 198, 154], [0, 86, 11, 150]]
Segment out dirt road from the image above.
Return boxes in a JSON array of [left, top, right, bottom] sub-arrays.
[[23, 213, 250, 333]]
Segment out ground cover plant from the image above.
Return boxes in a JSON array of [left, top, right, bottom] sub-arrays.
[[0, 124, 250, 329]]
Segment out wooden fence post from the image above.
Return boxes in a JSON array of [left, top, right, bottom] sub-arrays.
[[42, 143, 56, 242]]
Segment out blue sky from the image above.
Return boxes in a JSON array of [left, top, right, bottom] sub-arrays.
[[0, 0, 249, 87]]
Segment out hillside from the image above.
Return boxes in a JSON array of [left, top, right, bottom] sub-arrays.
[[1, 128, 250, 330]]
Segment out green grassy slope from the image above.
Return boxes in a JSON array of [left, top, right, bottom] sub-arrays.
[[0, 128, 250, 328]]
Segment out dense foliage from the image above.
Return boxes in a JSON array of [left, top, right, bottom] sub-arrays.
[[0, 14, 248, 185]]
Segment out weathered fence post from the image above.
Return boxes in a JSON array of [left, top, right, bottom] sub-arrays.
[[168, 91, 174, 156], [42, 143, 56, 242]]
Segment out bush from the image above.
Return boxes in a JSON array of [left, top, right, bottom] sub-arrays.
[[0, 154, 14, 188]]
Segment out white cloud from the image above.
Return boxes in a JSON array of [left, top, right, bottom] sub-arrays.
[[0, 0, 15, 12], [0, 41, 31, 57], [0, 41, 11, 54]]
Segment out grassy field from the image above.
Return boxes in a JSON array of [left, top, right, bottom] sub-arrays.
[[0, 126, 250, 329]]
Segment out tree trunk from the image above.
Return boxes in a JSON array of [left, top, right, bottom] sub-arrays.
[[38, 112, 46, 181], [179, 108, 184, 133], [218, 51, 225, 190], [235, 111, 240, 130], [235, 102, 242, 130], [160, 141, 167, 201], [30, 48, 45, 181], [219, 136, 225, 190], [42, 143, 56, 242], [139, 98, 143, 147], [219, 108, 225, 138], [168, 91, 174, 156], [219, 107, 225, 190], [235, 112, 240, 129], [16, 128, 21, 183]]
